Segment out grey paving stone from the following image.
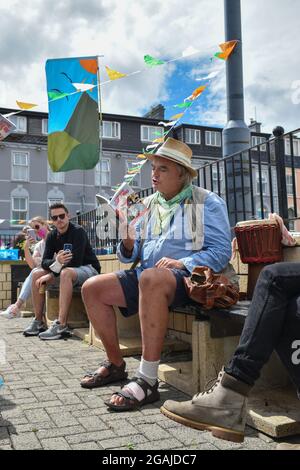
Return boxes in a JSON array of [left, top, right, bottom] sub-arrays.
[[108, 419, 140, 436], [77, 416, 109, 431], [11, 432, 42, 450], [71, 442, 101, 450], [41, 437, 71, 450], [66, 430, 116, 444], [134, 438, 183, 450], [36, 425, 85, 440], [167, 425, 210, 445], [47, 411, 79, 427], [135, 423, 170, 441], [24, 408, 50, 423], [98, 434, 149, 450]]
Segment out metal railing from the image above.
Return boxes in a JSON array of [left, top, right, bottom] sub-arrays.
[[71, 127, 300, 252]]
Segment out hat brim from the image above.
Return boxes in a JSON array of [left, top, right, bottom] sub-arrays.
[[144, 152, 198, 178]]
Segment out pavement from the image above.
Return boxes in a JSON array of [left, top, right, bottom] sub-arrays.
[[0, 316, 289, 451]]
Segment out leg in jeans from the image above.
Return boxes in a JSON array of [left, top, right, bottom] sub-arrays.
[[225, 262, 300, 386], [18, 270, 34, 303]]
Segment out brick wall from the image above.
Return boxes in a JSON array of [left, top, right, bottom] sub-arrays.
[[0, 263, 12, 310]]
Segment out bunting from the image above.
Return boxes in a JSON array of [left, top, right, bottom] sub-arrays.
[[144, 55, 165, 66], [214, 40, 238, 60], [105, 65, 127, 81], [16, 101, 38, 110]]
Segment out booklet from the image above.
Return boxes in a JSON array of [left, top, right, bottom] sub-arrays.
[[0, 113, 16, 141], [96, 182, 148, 225]]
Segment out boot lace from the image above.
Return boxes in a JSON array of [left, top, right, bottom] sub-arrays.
[[195, 369, 223, 397]]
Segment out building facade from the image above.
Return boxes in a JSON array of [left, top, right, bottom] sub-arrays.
[[0, 106, 299, 239]]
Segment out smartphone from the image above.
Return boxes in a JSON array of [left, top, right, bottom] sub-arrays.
[[63, 243, 72, 253], [27, 229, 37, 241]]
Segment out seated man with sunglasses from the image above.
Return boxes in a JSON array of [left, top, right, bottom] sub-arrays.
[[23, 203, 100, 340]]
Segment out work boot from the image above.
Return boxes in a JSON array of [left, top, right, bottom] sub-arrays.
[[161, 368, 251, 443]]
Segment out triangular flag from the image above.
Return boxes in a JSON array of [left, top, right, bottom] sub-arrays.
[[16, 101, 37, 110], [169, 113, 184, 121], [137, 154, 146, 159], [48, 91, 70, 101], [215, 40, 238, 60], [105, 65, 127, 81], [174, 102, 193, 109], [158, 120, 178, 127], [185, 85, 206, 101], [195, 70, 220, 81], [152, 137, 164, 143], [144, 55, 165, 66]]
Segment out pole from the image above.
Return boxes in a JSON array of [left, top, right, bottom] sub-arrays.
[[223, 0, 251, 226], [97, 56, 104, 196]]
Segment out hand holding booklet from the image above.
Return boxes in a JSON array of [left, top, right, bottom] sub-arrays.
[[96, 182, 148, 225]]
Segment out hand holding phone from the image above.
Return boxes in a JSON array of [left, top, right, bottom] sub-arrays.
[[27, 229, 37, 241], [63, 243, 72, 253]]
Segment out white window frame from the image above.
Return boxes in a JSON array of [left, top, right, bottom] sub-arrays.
[[285, 138, 300, 157], [185, 128, 201, 145], [141, 125, 164, 143], [252, 136, 266, 151], [102, 121, 121, 139], [48, 198, 64, 206], [286, 173, 294, 196], [126, 159, 141, 188], [205, 131, 222, 147], [256, 169, 269, 196], [95, 158, 111, 187], [47, 165, 65, 184], [11, 196, 28, 226], [11, 151, 29, 182], [42, 119, 48, 135], [10, 115, 27, 133]]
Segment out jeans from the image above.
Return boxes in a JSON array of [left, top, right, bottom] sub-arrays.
[[18, 270, 34, 302], [225, 262, 300, 390]]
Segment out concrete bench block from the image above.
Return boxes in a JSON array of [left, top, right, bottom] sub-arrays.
[[45, 288, 89, 329]]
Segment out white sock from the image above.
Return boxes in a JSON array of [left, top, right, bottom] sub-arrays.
[[125, 358, 160, 402]]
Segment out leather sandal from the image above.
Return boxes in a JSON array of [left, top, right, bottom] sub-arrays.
[[104, 376, 160, 411], [80, 360, 128, 389]]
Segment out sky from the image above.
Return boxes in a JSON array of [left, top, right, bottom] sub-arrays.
[[0, 0, 299, 134]]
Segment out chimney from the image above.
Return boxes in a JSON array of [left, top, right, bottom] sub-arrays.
[[144, 104, 165, 120], [249, 118, 262, 133]]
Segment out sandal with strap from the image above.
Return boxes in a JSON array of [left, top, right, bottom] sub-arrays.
[[80, 360, 128, 389], [104, 376, 160, 411]]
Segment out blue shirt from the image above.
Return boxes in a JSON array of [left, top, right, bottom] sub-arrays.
[[117, 191, 232, 278]]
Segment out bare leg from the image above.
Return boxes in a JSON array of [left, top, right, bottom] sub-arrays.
[[81, 273, 127, 380], [111, 267, 177, 406], [58, 268, 78, 326], [31, 269, 48, 322]]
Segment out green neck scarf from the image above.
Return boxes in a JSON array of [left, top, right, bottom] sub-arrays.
[[152, 184, 193, 236]]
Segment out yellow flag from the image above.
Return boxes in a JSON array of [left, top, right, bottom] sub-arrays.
[[191, 85, 206, 99], [137, 154, 146, 159], [152, 137, 164, 143], [170, 113, 184, 120], [16, 101, 37, 110], [105, 66, 127, 81]]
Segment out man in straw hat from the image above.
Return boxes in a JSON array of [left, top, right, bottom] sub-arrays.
[[80, 137, 233, 411]]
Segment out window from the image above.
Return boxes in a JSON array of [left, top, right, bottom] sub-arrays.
[[9, 115, 27, 133], [42, 119, 48, 135], [185, 128, 201, 145], [102, 121, 121, 139], [256, 169, 268, 195], [141, 125, 164, 142], [48, 198, 63, 206], [126, 160, 141, 187], [11, 197, 28, 224], [285, 138, 300, 156], [48, 165, 65, 184], [95, 159, 111, 187], [286, 174, 294, 196], [252, 136, 266, 151], [12, 152, 29, 181], [205, 131, 221, 147]]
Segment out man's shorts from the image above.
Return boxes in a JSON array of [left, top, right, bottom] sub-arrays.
[[51, 264, 99, 287], [115, 268, 191, 318]]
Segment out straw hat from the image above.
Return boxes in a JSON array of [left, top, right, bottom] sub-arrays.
[[145, 137, 198, 178]]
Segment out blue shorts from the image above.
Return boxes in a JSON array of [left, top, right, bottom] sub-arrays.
[[115, 268, 191, 318]]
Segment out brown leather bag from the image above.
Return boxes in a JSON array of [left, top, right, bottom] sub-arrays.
[[184, 265, 239, 310]]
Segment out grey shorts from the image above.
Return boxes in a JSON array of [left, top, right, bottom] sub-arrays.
[[52, 265, 99, 287], [115, 268, 191, 318]]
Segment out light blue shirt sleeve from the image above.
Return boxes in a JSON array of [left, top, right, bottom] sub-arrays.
[[116, 222, 142, 264], [180, 192, 232, 273]]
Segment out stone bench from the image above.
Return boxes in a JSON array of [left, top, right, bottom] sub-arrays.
[[159, 301, 300, 439], [45, 285, 89, 329]]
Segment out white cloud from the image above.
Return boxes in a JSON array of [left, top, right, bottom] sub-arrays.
[[0, 0, 299, 133]]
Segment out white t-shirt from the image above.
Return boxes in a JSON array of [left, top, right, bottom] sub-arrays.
[[32, 239, 46, 267]]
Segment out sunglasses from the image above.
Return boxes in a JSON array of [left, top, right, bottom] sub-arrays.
[[51, 213, 66, 221], [34, 225, 41, 230]]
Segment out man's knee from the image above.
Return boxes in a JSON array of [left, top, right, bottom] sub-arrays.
[[140, 268, 173, 292], [32, 268, 46, 282], [261, 262, 285, 281]]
